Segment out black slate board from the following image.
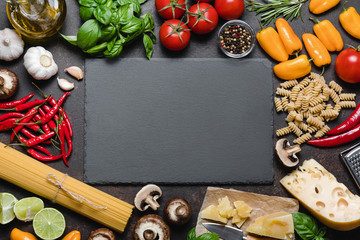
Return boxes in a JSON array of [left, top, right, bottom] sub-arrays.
[[84, 58, 273, 184]]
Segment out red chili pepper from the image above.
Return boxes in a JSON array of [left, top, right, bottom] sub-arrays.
[[0, 118, 18, 131], [26, 121, 45, 134], [10, 108, 39, 142], [20, 128, 37, 139], [27, 148, 62, 162], [3, 98, 48, 112], [307, 123, 360, 147], [62, 121, 72, 158], [39, 107, 57, 131], [58, 121, 69, 167], [25, 131, 55, 147], [33, 113, 51, 134], [0, 93, 34, 109], [327, 104, 360, 135], [0, 112, 24, 122], [17, 135, 52, 156]]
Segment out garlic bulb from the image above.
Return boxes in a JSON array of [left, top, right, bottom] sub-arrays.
[[0, 28, 24, 61], [23, 46, 58, 80]]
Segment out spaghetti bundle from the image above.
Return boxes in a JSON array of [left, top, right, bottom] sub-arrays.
[[0, 142, 133, 232]]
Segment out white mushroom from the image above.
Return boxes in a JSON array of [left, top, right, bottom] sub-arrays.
[[23, 46, 58, 80], [0, 28, 24, 61], [134, 214, 170, 240], [87, 228, 115, 240], [164, 198, 192, 225], [134, 184, 162, 211], [275, 138, 301, 167], [0, 69, 19, 99]]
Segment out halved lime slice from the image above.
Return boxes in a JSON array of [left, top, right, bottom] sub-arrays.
[[0, 192, 18, 224], [33, 208, 66, 240], [14, 197, 44, 222]]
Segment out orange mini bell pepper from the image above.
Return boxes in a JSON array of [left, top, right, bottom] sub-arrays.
[[10, 228, 37, 240], [62, 230, 81, 240], [339, 4, 360, 39], [274, 55, 312, 80], [310, 18, 343, 52], [275, 18, 302, 56], [302, 33, 331, 69], [309, 0, 341, 14], [256, 20, 289, 62]]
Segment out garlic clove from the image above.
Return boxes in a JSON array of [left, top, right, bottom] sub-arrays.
[[57, 77, 75, 91], [65, 66, 83, 80]]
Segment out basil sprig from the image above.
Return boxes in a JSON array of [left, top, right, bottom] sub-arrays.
[[61, 0, 156, 59], [292, 212, 328, 240], [187, 228, 219, 240]]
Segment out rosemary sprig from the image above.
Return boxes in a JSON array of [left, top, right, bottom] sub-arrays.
[[245, 0, 308, 25]]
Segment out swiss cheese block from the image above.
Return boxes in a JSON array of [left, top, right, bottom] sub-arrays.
[[246, 212, 294, 240], [280, 159, 360, 231]]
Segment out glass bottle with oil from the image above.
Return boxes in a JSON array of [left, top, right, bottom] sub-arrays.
[[6, 0, 66, 40]]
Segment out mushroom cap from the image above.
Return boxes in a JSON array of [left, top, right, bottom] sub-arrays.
[[164, 198, 192, 225], [87, 228, 115, 240], [134, 214, 170, 240], [275, 138, 301, 167], [0, 68, 18, 99], [134, 184, 162, 211]]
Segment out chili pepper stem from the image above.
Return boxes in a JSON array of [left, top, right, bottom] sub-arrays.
[[32, 82, 48, 98], [342, 1, 348, 12], [309, 17, 320, 24], [320, 66, 325, 76], [258, 19, 264, 30]]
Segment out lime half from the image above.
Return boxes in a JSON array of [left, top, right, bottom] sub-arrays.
[[0, 192, 18, 224], [14, 197, 44, 222], [33, 208, 66, 240]]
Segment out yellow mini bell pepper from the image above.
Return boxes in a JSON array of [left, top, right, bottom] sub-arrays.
[[256, 21, 289, 62], [339, 5, 360, 39], [10, 228, 37, 240], [275, 18, 302, 56], [274, 55, 312, 80], [302, 33, 331, 68], [62, 230, 81, 240], [310, 18, 343, 52], [309, 0, 341, 14]]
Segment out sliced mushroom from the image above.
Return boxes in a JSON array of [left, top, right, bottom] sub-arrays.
[[164, 198, 192, 225], [87, 228, 115, 240], [275, 138, 301, 167], [134, 214, 170, 240], [0, 69, 18, 99], [134, 184, 162, 211]]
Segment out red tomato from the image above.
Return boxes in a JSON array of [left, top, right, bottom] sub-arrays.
[[188, 3, 219, 34], [159, 19, 191, 51], [335, 46, 360, 84], [194, 0, 213, 2], [155, 0, 186, 19], [215, 0, 244, 20]]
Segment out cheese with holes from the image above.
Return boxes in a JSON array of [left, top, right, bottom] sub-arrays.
[[280, 159, 360, 231], [246, 212, 294, 240]]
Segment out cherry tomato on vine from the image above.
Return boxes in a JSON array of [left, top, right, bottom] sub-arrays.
[[159, 19, 191, 51], [188, 3, 219, 34], [215, 0, 244, 20], [155, 0, 186, 19], [335, 46, 360, 84], [194, 0, 213, 3]]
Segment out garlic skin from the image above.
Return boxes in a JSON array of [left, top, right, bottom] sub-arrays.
[[24, 46, 58, 80], [0, 28, 24, 61], [65, 66, 84, 80], [57, 77, 75, 91]]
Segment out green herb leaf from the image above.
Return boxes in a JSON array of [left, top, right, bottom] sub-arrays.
[[138, 0, 148, 4], [143, 34, 153, 60], [77, 19, 101, 50], [99, 24, 116, 42], [94, 5, 112, 25], [196, 233, 219, 240], [59, 34, 78, 46], [79, 0, 97, 7], [104, 39, 123, 57], [79, 6, 95, 21], [187, 228, 197, 240], [141, 13, 155, 32], [95, 0, 107, 5], [292, 212, 327, 240], [117, 4, 134, 24], [121, 17, 144, 34], [107, 36, 117, 51], [117, 0, 141, 15], [85, 41, 108, 54]]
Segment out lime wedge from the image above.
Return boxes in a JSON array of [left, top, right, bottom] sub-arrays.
[[33, 208, 66, 240], [0, 192, 18, 224], [14, 197, 44, 222]]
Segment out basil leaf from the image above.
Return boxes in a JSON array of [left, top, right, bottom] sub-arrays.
[[85, 41, 108, 54], [104, 39, 123, 57], [79, 0, 97, 7], [95, 0, 106, 5], [117, 4, 134, 24], [121, 17, 144, 34], [141, 13, 154, 32], [79, 6, 94, 21], [196, 233, 219, 240], [117, 0, 140, 15], [143, 34, 153, 60], [292, 212, 319, 240], [77, 19, 101, 50], [59, 34, 78, 46], [138, 0, 148, 4], [94, 5, 112, 25], [187, 228, 196, 240], [107, 36, 117, 51], [99, 24, 116, 42], [105, 0, 113, 8]]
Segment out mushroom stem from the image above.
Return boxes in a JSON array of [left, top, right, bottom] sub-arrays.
[[145, 195, 160, 211], [175, 205, 187, 217], [143, 229, 157, 240], [286, 145, 301, 156]]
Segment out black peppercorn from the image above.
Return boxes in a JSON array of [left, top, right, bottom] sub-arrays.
[[220, 24, 252, 55]]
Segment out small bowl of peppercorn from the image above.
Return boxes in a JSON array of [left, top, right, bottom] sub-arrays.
[[218, 20, 256, 58]]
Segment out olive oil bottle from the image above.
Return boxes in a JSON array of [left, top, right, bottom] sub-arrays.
[[6, 0, 66, 40]]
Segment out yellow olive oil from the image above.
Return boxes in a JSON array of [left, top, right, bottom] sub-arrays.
[[6, 0, 66, 40]]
